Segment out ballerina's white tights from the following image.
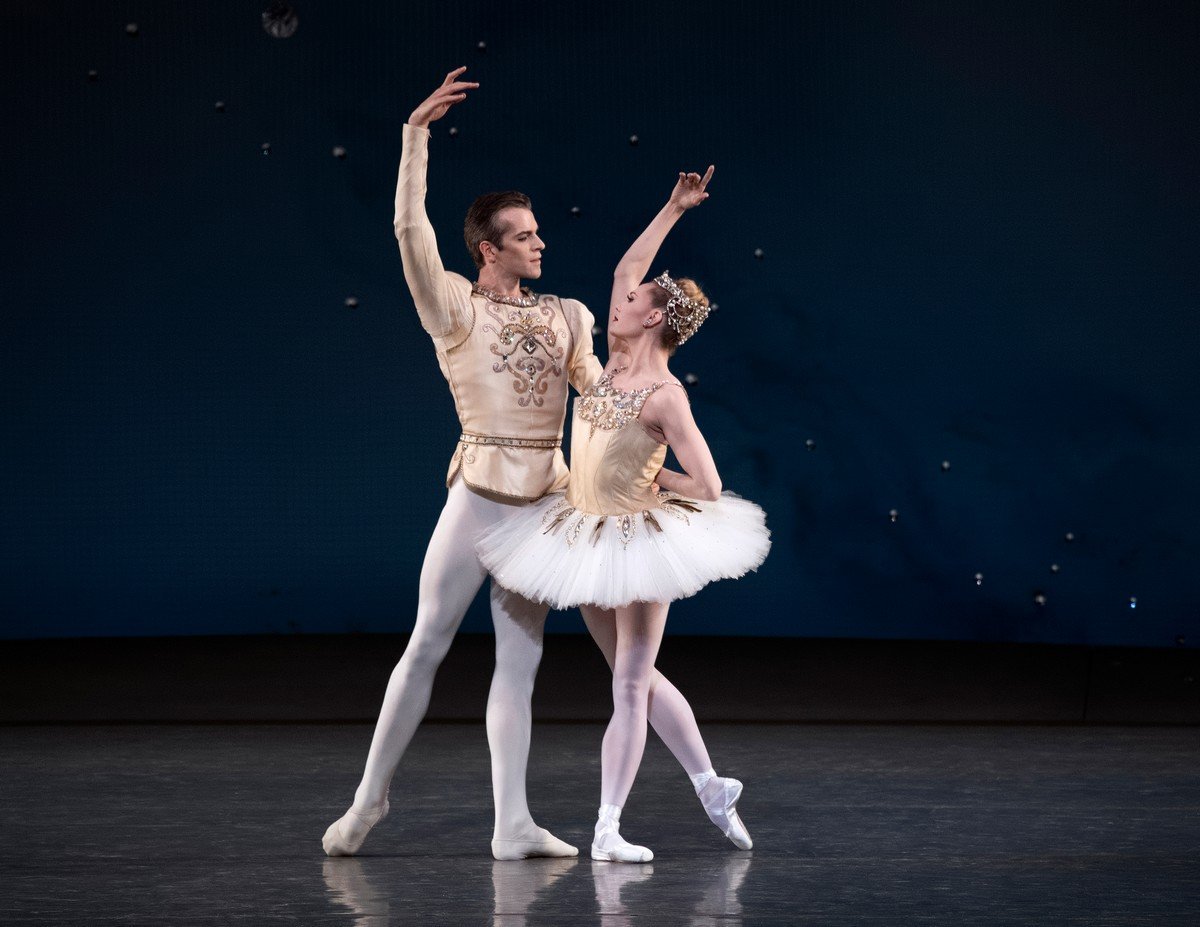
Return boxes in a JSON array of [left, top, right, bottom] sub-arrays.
[[583, 601, 729, 859], [582, 602, 713, 797]]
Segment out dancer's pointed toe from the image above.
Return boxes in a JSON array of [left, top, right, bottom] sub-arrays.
[[321, 797, 390, 857], [700, 776, 753, 850], [491, 826, 579, 860]]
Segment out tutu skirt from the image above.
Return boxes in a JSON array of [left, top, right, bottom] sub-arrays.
[[475, 491, 771, 610]]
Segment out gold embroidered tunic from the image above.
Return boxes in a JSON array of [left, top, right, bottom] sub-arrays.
[[395, 123, 604, 500]]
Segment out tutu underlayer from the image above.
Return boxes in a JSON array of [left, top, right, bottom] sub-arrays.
[[476, 491, 771, 610]]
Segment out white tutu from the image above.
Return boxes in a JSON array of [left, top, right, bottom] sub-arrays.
[[475, 491, 771, 610]]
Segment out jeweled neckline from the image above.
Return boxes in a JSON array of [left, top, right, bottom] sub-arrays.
[[594, 367, 669, 397], [471, 283, 539, 308], [579, 368, 669, 435]]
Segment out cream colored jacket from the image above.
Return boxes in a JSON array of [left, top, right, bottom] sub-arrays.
[[394, 123, 603, 501]]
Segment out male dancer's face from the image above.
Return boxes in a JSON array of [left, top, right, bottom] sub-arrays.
[[487, 207, 545, 281]]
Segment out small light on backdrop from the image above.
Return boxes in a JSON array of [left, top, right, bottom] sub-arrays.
[[344, 296, 359, 309], [888, 508, 899, 523], [262, 3, 298, 38], [332, 146, 347, 159]]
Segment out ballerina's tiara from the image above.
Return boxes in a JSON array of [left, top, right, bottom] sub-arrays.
[[652, 270, 714, 346]]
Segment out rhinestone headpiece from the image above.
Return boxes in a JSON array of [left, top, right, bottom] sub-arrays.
[[652, 271, 713, 346]]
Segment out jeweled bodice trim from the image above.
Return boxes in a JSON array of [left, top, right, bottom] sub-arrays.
[[577, 368, 667, 437]]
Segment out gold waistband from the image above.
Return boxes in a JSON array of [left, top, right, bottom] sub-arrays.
[[459, 432, 561, 449]]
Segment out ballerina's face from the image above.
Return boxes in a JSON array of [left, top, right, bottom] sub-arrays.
[[609, 282, 663, 339]]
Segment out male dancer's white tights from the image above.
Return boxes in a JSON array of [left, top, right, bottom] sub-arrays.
[[353, 475, 547, 839]]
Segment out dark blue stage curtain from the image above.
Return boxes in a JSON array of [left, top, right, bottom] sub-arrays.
[[2, 1, 1197, 645]]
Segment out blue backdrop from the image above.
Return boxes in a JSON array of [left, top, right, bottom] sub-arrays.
[[2, 1, 1197, 645]]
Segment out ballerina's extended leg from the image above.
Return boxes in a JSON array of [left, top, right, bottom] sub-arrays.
[[581, 604, 752, 850]]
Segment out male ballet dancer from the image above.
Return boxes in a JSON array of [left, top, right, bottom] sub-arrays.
[[323, 67, 734, 861], [321, 67, 600, 861]]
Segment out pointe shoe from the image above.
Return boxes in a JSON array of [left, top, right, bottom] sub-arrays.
[[699, 777, 753, 850], [591, 833, 654, 863], [591, 805, 653, 863], [321, 797, 390, 857], [591, 821, 653, 863], [491, 825, 579, 861]]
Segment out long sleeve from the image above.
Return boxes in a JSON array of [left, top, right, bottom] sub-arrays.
[[564, 298, 605, 394], [394, 123, 471, 340]]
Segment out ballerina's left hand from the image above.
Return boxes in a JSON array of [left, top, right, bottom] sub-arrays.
[[668, 165, 715, 210]]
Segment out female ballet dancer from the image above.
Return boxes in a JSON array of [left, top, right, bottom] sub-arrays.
[[475, 166, 771, 862]]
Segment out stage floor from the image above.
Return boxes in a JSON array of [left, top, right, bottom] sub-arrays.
[[3, 723, 1199, 924]]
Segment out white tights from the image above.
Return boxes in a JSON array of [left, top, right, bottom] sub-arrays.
[[349, 477, 716, 840], [353, 476, 548, 839], [582, 602, 713, 808]]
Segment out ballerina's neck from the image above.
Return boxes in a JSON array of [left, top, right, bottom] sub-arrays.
[[605, 364, 676, 394]]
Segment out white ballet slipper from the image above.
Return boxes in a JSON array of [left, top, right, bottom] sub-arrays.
[[321, 797, 390, 857], [491, 825, 579, 861], [699, 776, 752, 850]]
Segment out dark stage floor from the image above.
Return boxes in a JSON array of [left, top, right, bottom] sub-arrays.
[[3, 723, 1199, 925]]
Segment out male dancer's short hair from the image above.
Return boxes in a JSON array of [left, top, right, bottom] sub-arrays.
[[464, 191, 533, 269]]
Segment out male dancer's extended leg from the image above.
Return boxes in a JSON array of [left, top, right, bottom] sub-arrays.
[[323, 477, 490, 855], [581, 605, 753, 851], [488, 580, 578, 859]]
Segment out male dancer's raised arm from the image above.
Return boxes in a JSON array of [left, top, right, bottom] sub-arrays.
[[393, 67, 478, 340]]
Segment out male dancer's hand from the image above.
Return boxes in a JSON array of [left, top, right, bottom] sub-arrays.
[[667, 166, 715, 211], [409, 66, 479, 127]]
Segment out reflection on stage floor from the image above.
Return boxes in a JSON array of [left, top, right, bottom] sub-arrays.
[[3, 723, 1198, 924]]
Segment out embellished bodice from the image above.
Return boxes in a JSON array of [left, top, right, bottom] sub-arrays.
[[566, 370, 672, 516]]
